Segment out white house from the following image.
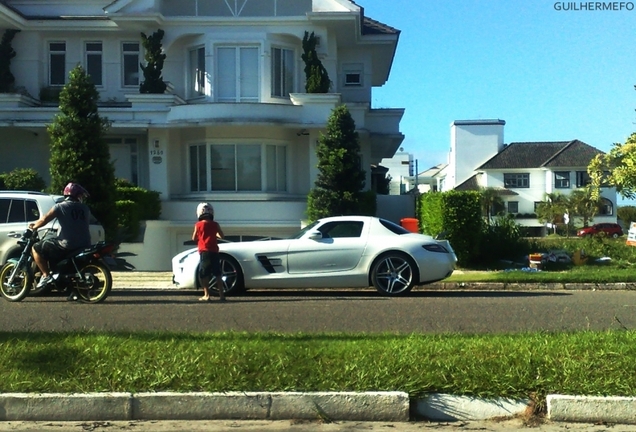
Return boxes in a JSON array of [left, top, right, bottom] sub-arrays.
[[430, 119, 617, 236], [379, 148, 413, 195], [0, 0, 405, 270]]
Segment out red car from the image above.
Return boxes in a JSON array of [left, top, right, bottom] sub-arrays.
[[577, 223, 623, 238]]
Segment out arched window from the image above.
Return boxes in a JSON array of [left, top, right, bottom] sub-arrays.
[[599, 198, 613, 216]]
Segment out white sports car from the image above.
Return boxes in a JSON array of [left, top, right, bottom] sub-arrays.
[[172, 215, 457, 296]]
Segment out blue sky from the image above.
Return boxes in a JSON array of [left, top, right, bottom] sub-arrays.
[[359, 0, 636, 179]]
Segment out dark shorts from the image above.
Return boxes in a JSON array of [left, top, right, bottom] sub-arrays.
[[199, 251, 222, 278], [33, 238, 69, 263]]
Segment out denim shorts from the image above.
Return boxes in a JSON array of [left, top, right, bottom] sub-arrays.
[[199, 251, 222, 278]]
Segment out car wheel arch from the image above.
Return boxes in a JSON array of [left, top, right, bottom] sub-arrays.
[[368, 250, 420, 292], [1, 245, 23, 266]]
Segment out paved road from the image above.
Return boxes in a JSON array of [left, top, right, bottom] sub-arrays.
[[2, 284, 636, 333]]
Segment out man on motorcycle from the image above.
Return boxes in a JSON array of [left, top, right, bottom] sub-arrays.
[[28, 182, 92, 291]]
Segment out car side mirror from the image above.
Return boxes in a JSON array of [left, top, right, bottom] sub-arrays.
[[308, 231, 323, 240]]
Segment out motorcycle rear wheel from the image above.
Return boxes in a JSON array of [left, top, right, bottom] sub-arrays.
[[75, 262, 112, 304], [0, 262, 32, 302]]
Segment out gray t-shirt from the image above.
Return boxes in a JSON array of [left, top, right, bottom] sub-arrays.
[[54, 199, 92, 250]]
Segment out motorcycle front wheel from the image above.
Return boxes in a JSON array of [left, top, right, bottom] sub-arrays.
[[0, 262, 32, 302], [74, 262, 112, 304]]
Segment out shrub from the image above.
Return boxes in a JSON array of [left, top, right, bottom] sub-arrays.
[[116, 186, 161, 220], [479, 215, 530, 264], [113, 180, 161, 242], [419, 191, 483, 267], [116, 200, 140, 242], [0, 168, 46, 191], [618, 206, 636, 226]]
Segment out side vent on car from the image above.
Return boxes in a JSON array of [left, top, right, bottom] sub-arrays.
[[256, 255, 282, 273]]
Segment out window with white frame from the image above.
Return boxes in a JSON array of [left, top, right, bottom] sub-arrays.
[[49, 42, 66, 86], [503, 173, 529, 188], [554, 171, 570, 189], [507, 201, 519, 214], [122, 42, 140, 87], [85, 42, 103, 86], [342, 63, 363, 87], [189, 143, 287, 192], [216, 46, 259, 102], [271, 47, 294, 98], [189, 46, 206, 98]]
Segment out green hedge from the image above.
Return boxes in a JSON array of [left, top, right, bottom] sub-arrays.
[[115, 200, 140, 242], [0, 168, 46, 191], [116, 186, 161, 220], [419, 191, 484, 267]]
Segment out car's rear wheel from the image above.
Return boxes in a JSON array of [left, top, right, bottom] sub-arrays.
[[370, 252, 417, 296]]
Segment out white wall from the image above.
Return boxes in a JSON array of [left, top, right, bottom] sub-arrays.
[[447, 120, 504, 190]]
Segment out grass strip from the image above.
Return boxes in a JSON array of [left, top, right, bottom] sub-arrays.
[[2, 331, 636, 400], [447, 265, 636, 283]]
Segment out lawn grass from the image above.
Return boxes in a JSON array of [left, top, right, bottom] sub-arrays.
[[2, 330, 636, 402], [446, 262, 636, 283]]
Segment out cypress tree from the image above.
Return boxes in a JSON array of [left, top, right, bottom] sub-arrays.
[[47, 65, 117, 240], [307, 105, 366, 220]]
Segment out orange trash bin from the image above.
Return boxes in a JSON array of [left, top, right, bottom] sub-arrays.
[[400, 217, 419, 233]]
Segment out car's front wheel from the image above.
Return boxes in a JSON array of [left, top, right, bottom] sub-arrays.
[[370, 252, 417, 296], [612, 233, 619, 239], [198, 255, 245, 296]]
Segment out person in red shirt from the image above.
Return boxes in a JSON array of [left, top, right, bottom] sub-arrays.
[[192, 203, 226, 301]]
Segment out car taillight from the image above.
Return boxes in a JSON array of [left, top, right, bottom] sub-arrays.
[[423, 244, 449, 253]]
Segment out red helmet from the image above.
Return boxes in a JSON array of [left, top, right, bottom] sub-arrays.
[[63, 182, 89, 200]]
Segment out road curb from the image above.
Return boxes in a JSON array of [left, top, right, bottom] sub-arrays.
[[547, 395, 636, 424], [110, 272, 636, 291], [414, 393, 530, 420], [4, 392, 636, 424], [0, 392, 409, 422]]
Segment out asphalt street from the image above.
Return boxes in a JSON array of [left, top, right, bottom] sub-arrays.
[[3, 272, 636, 427]]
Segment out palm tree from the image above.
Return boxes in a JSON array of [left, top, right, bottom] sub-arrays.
[[536, 192, 567, 235], [568, 187, 601, 228], [479, 187, 504, 224]]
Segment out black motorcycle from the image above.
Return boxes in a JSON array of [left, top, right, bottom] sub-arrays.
[[0, 228, 114, 303]]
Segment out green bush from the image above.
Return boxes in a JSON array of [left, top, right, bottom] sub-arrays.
[[0, 168, 46, 191], [419, 192, 444, 236], [116, 200, 140, 242], [112, 180, 161, 242], [419, 191, 483, 267], [529, 235, 636, 267], [480, 214, 530, 264], [618, 206, 636, 226], [116, 186, 161, 220]]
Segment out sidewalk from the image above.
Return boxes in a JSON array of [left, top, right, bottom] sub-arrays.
[[11, 272, 628, 425]]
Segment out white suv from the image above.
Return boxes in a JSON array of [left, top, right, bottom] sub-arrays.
[[0, 191, 105, 265]]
